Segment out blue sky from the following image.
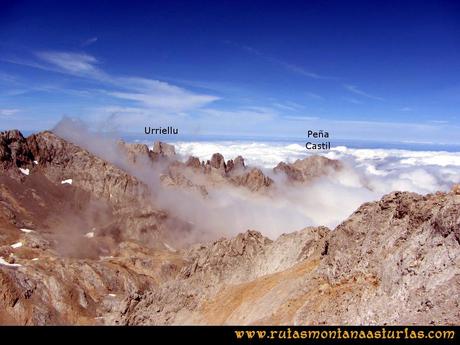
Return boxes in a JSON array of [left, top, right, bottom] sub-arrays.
[[0, 0, 459, 143]]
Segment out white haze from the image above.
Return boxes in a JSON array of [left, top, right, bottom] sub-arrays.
[[174, 141, 460, 195], [53, 119, 460, 240], [173, 141, 460, 237]]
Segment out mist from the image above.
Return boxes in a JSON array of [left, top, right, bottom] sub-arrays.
[[53, 118, 460, 243]]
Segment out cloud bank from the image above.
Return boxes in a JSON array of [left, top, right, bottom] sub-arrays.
[[171, 141, 460, 235], [53, 118, 460, 241]]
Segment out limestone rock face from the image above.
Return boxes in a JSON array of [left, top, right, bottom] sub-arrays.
[[185, 156, 201, 170], [152, 141, 176, 158], [209, 153, 225, 170], [164, 151, 273, 192], [296, 191, 460, 325], [3, 131, 181, 246], [120, 191, 460, 326], [183, 230, 273, 283], [229, 168, 273, 191], [0, 238, 183, 325], [27, 131, 147, 204], [118, 141, 153, 164], [118, 227, 329, 325], [173, 152, 339, 193], [0, 130, 34, 177], [233, 156, 245, 170], [225, 159, 234, 173], [274, 156, 341, 183]]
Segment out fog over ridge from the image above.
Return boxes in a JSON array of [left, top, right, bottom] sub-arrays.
[[53, 118, 460, 241]]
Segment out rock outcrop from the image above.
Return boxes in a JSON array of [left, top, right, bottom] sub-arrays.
[[296, 189, 460, 325], [117, 141, 153, 164], [229, 168, 273, 192], [26, 131, 147, 204], [152, 141, 176, 158], [165, 152, 273, 192], [274, 156, 342, 183], [0, 130, 34, 178], [119, 189, 460, 325]]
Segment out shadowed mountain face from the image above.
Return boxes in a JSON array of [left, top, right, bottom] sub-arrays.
[[0, 129, 459, 325]]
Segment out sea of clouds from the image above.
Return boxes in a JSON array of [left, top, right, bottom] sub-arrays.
[[168, 141, 460, 236], [174, 141, 460, 194], [57, 117, 460, 239]]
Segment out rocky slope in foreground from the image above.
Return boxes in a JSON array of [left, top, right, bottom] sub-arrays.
[[119, 190, 460, 325], [0, 129, 459, 325]]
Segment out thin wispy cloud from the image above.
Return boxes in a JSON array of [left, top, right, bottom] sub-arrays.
[[285, 101, 305, 109], [272, 101, 306, 112], [193, 107, 278, 135], [228, 42, 389, 104], [107, 89, 218, 112], [428, 120, 448, 124], [0, 72, 19, 83], [283, 115, 319, 121], [399, 107, 413, 112], [106, 76, 220, 111], [272, 103, 298, 111], [1, 49, 425, 140], [2, 56, 55, 73], [0, 70, 92, 98], [232, 42, 333, 80], [36, 51, 104, 77], [343, 97, 363, 105], [82, 37, 98, 47], [200, 107, 276, 121], [305, 92, 324, 100], [10, 50, 220, 113], [344, 84, 384, 101], [99, 105, 282, 134], [276, 60, 333, 80], [333, 119, 439, 129], [4, 52, 105, 79], [0, 108, 19, 116], [160, 77, 244, 95]]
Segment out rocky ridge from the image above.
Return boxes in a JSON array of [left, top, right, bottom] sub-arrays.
[[119, 188, 460, 325]]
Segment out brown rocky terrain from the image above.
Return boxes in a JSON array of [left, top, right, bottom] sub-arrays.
[[274, 156, 342, 183], [118, 189, 460, 325], [0, 129, 459, 325]]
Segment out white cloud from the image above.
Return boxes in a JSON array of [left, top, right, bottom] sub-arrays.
[[344, 84, 384, 101], [83, 105, 278, 134], [279, 61, 332, 80], [272, 103, 298, 111], [305, 92, 324, 100], [174, 141, 306, 167], [283, 115, 319, 121], [31, 51, 219, 113], [199, 107, 276, 123], [174, 141, 460, 188], [342, 97, 363, 104], [5, 49, 456, 142], [161, 141, 460, 235], [0, 108, 19, 116], [107, 78, 219, 112], [36, 51, 102, 76], [399, 106, 413, 112], [233, 42, 333, 80], [82, 37, 98, 47], [52, 118, 460, 239]]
